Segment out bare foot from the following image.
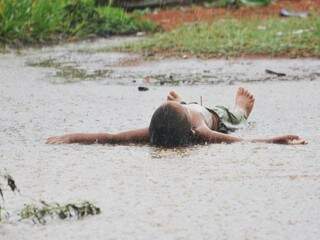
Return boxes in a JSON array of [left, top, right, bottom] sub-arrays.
[[234, 87, 255, 118], [167, 91, 183, 102]]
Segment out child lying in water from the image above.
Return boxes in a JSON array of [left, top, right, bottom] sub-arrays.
[[46, 87, 306, 146]]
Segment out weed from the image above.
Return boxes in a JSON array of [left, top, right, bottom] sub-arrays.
[[0, 171, 19, 222], [97, 6, 157, 35], [0, 170, 101, 224], [27, 58, 62, 68], [20, 201, 101, 224], [0, 0, 156, 46], [55, 66, 112, 81], [27, 58, 112, 82]]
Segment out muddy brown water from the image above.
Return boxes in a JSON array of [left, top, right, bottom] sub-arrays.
[[0, 37, 320, 239]]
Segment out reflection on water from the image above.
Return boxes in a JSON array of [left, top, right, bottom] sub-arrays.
[[149, 145, 198, 159]]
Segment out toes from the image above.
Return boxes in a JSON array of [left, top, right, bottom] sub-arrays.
[[168, 91, 176, 99], [167, 90, 182, 102], [170, 91, 178, 98], [167, 91, 175, 100], [238, 87, 244, 95], [237, 87, 255, 103], [167, 95, 174, 101], [243, 88, 255, 100], [239, 88, 252, 98]]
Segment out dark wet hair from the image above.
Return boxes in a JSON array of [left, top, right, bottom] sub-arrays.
[[149, 102, 194, 147]]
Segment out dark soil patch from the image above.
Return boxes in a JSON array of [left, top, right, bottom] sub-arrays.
[[145, 0, 320, 30]]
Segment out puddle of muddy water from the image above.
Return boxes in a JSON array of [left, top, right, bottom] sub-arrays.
[[0, 37, 320, 240]]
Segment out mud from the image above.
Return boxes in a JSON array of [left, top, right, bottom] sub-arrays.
[[0, 37, 320, 240]]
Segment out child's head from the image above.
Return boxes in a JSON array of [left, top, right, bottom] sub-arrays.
[[149, 102, 194, 147]]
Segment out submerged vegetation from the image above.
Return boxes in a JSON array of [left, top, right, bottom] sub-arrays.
[[0, 0, 156, 47], [0, 171, 100, 224], [123, 15, 320, 58], [20, 201, 101, 224], [0, 171, 19, 222], [27, 58, 112, 82]]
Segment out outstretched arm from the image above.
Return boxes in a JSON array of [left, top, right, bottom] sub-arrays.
[[46, 128, 150, 144], [250, 135, 307, 145], [194, 125, 306, 145]]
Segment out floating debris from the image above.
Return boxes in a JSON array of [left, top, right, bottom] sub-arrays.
[[138, 86, 149, 91], [265, 69, 286, 77], [27, 58, 112, 82], [280, 8, 309, 18], [0, 170, 100, 224], [19, 201, 101, 225], [27, 58, 62, 68], [0, 171, 19, 222], [4, 174, 19, 192]]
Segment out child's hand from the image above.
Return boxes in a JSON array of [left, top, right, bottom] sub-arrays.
[[272, 135, 307, 145], [46, 135, 74, 144]]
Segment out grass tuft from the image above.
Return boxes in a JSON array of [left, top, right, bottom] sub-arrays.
[[0, 171, 19, 222], [20, 201, 101, 224], [0, 170, 101, 224], [122, 15, 320, 58], [0, 0, 157, 47], [27, 58, 112, 82]]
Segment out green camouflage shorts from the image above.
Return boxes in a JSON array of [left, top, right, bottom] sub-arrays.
[[207, 105, 247, 133]]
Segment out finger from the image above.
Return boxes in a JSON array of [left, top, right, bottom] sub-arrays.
[[298, 139, 307, 145], [46, 137, 56, 144], [289, 139, 307, 145], [47, 139, 58, 144], [288, 135, 300, 140], [47, 137, 63, 144]]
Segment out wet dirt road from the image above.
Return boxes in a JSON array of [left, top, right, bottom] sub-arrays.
[[0, 38, 320, 240]]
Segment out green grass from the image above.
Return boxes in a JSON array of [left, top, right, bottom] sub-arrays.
[[0, 0, 156, 46], [122, 16, 320, 58], [97, 6, 156, 35]]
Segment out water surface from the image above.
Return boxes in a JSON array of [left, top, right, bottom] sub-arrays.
[[0, 38, 319, 240]]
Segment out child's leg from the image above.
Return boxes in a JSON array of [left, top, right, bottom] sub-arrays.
[[213, 87, 255, 126], [233, 87, 255, 119]]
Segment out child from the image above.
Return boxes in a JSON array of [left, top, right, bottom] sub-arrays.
[[46, 87, 306, 146]]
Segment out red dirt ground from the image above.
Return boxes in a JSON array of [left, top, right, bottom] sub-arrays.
[[145, 0, 320, 31]]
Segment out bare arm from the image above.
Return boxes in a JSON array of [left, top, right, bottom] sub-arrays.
[[250, 135, 307, 145], [194, 125, 243, 143], [194, 125, 306, 145], [46, 128, 150, 144]]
